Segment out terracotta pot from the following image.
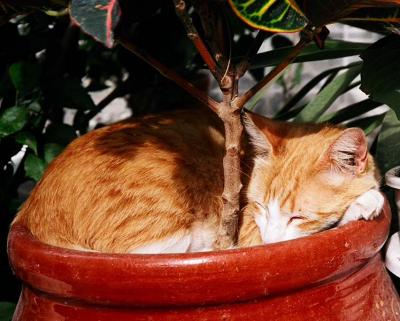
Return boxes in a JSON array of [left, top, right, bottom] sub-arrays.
[[8, 200, 400, 321], [385, 166, 400, 278]]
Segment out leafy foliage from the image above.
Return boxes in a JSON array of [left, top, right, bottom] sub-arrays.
[[361, 35, 400, 118], [0, 106, 28, 138], [0, 302, 15, 321], [377, 109, 400, 173], [252, 40, 370, 67], [295, 64, 362, 122], [228, 0, 400, 32]]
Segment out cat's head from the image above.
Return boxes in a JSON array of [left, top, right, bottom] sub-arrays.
[[243, 111, 380, 243]]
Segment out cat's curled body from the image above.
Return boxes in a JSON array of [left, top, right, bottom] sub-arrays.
[[13, 109, 383, 253]]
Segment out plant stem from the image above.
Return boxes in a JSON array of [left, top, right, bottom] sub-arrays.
[[171, 2, 315, 249], [173, 0, 245, 248], [117, 36, 220, 113], [124, 1, 315, 249], [215, 73, 244, 249], [173, 0, 220, 80]]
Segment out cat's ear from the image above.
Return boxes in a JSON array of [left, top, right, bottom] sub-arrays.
[[243, 112, 272, 157], [327, 128, 368, 175], [242, 112, 283, 158]]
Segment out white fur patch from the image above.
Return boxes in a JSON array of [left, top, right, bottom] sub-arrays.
[[128, 222, 217, 254], [70, 245, 98, 252], [254, 198, 305, 243], [129, 233, 192, 254], [339, 189, 384, 226], [188, 221, 216, 252]]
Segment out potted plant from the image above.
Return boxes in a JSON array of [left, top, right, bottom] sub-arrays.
[[2, 0, 400, 319]]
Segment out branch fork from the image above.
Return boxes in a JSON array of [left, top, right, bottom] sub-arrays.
[[119, 0, 319, 249]]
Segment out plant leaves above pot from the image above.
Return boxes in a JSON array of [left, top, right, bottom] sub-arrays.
[[228, 0, 307, 32], [0, 302, 16, 321], [294, 64, 361, 122], [376, 109, 400, 172], [0, 106, 28, 138], [24, 154, 47, 182], [360, 35, 400, 119], [70, 0, 121, 48], [228, 0, 400, 32], [298, 0, 400, 27], [251, 40, 370, 68]]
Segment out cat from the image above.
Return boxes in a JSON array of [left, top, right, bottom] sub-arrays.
[[12, 109, 384, 253]]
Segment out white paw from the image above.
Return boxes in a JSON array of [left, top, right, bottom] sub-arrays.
[[254, 211, 268, 243], [339, 190, 384, 226]]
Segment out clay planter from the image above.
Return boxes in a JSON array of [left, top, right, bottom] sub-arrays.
[[8, 200, 400, 321], [385, 166, 400, 278]]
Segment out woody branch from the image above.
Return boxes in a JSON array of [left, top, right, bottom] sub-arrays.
[[174, 0, 246, 249], [120, 0, 317, 248]]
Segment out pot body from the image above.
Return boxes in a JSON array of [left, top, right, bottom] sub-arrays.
[[386, 166, 400, 226], [385, 166, 400, 278], [8, 201, 400, 321], [12, 255, 400, 321]]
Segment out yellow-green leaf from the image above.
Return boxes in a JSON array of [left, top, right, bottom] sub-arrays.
[[228, 0, 308, 32]]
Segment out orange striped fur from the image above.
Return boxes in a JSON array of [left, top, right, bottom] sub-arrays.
[[13, 109, 381, 253]]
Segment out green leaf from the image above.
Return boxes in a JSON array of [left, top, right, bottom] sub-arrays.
[[295, 64, 362, 122], [9, 62, 41, 95], [15, 131, 38, 155], [376, 109, 400, 173], [276, 62, 361, 116], [0, 302, 15, 321], [361, 35, 400, 119], [70, 0, 121, 48], [44, 123, 77, 146], [297, 1, 400, 28], [252, 40, 370, 68], [342, 7, 400, 24], [24, 154, 47, 181], [44, 143, 64, 164], [0, 106, 28, 138], [228, 0, 307, 32], [45, 77, 95, 111], [346, 113, 386, 136], [318, 99, 382, 124]]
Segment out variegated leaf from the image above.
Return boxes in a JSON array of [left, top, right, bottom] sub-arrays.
[[70, 0, 121, 48], [228, 0, 308, 32]]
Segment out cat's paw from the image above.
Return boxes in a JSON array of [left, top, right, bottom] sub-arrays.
[[339, 189, 384, 226]]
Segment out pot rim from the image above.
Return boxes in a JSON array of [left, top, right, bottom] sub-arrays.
[[8, 198, 391, 307], [386, 166, 400, 189]]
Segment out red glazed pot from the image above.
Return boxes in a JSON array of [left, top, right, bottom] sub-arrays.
[[8, 200, 400, 321]]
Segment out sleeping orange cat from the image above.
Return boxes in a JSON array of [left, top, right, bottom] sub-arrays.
[[13, 109, 384, 253]]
